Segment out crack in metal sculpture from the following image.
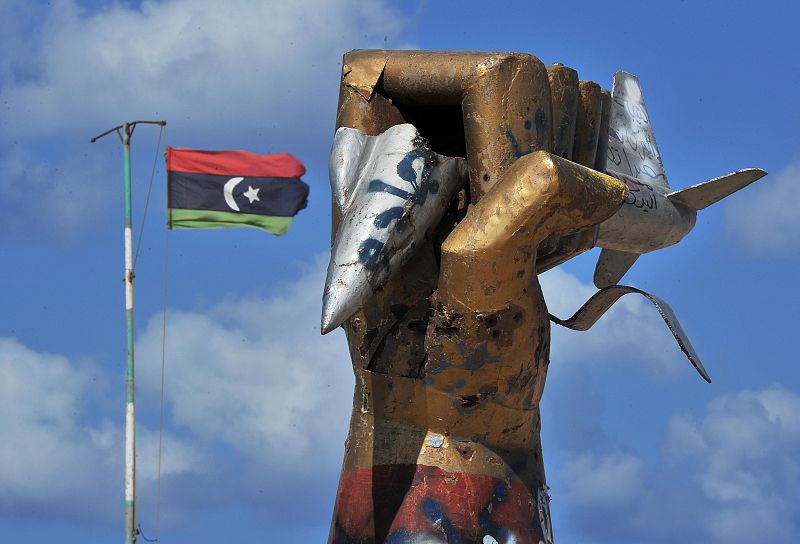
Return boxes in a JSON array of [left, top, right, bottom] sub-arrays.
[[321, 49, 768, 544]]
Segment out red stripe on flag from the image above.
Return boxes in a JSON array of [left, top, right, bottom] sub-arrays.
[[167, 147, 306, 178]]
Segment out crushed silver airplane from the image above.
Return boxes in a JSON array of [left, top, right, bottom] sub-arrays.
[[593, 72, 767, 288], [321, 123, 469, 334]]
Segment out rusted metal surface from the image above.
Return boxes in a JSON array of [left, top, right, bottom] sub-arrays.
[[324, 49, 768, 544]]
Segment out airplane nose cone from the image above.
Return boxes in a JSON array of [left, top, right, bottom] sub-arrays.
[[321, 260, 369, 335]]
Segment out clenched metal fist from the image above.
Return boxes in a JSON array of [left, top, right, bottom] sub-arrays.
[[324, 50, 626, 544]]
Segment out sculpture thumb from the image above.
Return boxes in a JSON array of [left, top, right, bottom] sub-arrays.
[[439, 151, 628, 310]]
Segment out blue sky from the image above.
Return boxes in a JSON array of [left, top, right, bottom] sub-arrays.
[[1, 0, 798, 542]]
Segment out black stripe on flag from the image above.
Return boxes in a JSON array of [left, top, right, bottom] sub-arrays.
[[168, 172, 309, 217]]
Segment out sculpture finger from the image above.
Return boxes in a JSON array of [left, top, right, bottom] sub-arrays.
[[536, 73, 613, 271], [594, 89, 612, 173], [572, 80, 604, 167], [547, 64, 579, 160]]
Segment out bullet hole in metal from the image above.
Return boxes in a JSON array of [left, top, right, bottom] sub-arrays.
[[407, 320, 423, 331], [479, 384, 498, 398], [390, 304, 411, 319], [430, 297, 464, 336], [455, 442, 475, 460], [365, 328, 379, 348]]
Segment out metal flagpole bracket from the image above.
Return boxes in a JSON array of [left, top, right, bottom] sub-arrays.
[[91, 120, 166, 143]]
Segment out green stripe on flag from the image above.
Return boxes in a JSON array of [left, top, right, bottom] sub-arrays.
[[168, 208, 294, 236]]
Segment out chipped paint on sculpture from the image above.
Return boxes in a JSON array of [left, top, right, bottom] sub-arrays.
[[331, 464, 542, 543]]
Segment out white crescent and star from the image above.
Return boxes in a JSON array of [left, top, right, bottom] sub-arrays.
[[223, 177, 260, 211]]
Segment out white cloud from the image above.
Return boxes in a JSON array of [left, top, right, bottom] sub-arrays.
[[0, 253, 350, 527], [5, 250, 798, 539], [0, 0, 407, 144], [541, 266, 692, 378], [3, 253, 682, 528], [666, 386, 800, 543], [558, 451, 644, 508], [136, 253, 353, 476], [0, 0, 409, 241], [0, 337, 205, 521], [137, 259, 689, 483], [551, 385, 800, 543], [726, 161, 800, 256], [128, 255, 714, 529]]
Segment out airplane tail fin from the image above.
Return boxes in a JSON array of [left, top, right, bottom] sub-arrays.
[[667, 168, 767, 210], [594, 248, 640, 288], [608, 72, 669, 187]]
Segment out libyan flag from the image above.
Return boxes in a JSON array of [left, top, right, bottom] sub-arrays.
[[167, 147, 310, 235]]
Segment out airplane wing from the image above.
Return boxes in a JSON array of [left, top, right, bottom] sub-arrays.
[[593, 248, 640, 288], [667, 168, 767, 210], [607, 72, 669, 188], [550, 285, 711, 383]]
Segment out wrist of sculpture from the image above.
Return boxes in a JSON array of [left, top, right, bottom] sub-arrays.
[[331, 368, 548, 544]]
